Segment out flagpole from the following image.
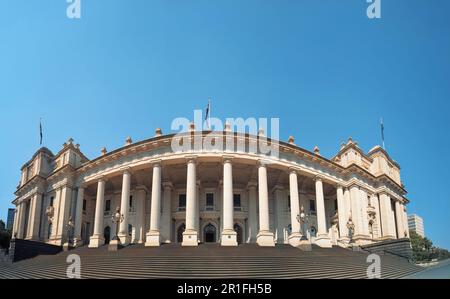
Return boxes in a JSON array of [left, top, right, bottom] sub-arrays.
[[380, 118, 385, 150], [208, 98, 211, 130]]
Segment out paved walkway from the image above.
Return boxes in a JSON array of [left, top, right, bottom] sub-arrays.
[[405, 259, 450, 279]]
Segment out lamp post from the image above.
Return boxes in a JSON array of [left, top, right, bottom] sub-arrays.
[[295, 206, 312, 251], [109, 207, 124, 251], [296, 206, 309, 241], [66, 216, 75, 246]]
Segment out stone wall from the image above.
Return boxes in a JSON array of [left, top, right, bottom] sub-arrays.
[[361, 238, 412, 260], [5, 238, 62, 263]]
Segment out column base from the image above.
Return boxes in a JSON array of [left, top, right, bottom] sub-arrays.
[[108, 239, 123, 251], [256, 231, 275, 247], [118, 233, 131, 246], [352, 234, 373, 246], [73, 237, 84, 248], [315, 234, 332, 248], [88, 235, 105, 248], [221, 230, 238, 246], [182, 229, 198, 246], [145, 231, 161, 247]]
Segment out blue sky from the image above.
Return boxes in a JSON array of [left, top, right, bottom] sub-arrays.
[[0, 0, 449, 248]]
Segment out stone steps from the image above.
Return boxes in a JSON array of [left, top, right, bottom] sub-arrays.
[[0, 244, 423, 279]]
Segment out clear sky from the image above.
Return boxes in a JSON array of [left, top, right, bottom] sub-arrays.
[[0, 1, 449, 248]]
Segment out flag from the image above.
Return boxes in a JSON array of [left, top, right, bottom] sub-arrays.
[[39, 118, 43, 146], [205, 98, 211, 129], [380, 118, 385, 149]]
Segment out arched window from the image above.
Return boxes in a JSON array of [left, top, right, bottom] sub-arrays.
[[204, 223, 216, 243], [310, 226, 317, 238]]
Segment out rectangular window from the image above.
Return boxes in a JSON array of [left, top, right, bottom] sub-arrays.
[[49, 196, 54, 207], [105, 200, 111, 212], [129, 195, 134, 208], [233, 194, 241, 210], [206, 193, 214, 210], [334, 199, 338, 211], [288, 195, 291, 211], [309, 200, 316, 212], [82, 199, 86, 211], [179, 194, 186, 210]]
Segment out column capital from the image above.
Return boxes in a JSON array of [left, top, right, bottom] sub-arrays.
[[185, 155, 198, 164], [151, 160, 162, 167], [257, 159, 270, 167], [287, 167, 299, 175], [247, 180, 258, 189], [272, 184, 284, 192], [222, 155, 234, 164], [97, 176, 108, 183], [314, 175, 325, 182], [336, 183, 344, 190], [121, 167, 133, 175], [162, 181, 173, 190]]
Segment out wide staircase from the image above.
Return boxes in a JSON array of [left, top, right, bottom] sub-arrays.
[[0, 244, 422, 279]]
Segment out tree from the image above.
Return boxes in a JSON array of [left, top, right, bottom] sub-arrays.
[[0, 230, 11, 249], [409, 231, 433, 262]]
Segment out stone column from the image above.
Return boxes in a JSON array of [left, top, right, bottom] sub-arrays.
[[26, 193, 43, 241], [403, 204, 410, 238], [182, 156, 198, 246], [379, 193, 395, 239], [247, 180, 258, 243], [73, 186, 85, 247], [12, 207, 19, 238], [195, 181, 201, 239], [274, 185, 285, 244], [359, 188, 370, 236], [89, 178, 106, 248], [371, 194, 382, 239], [16, 202, 25, 239], [135, 187, 146, 244], [146, 163, 162, 246], [118, 169, 131, 245], [221, 156, 237, 246], [256, 161, 275, 247], [161, 181, 173, 243], [314, 176, 332, 248], [288, 169, 301, 246], [395, 200, 405, 239], [55, 186, 73, 245], [350, 185, 363, 236], [336, 185, 348, 240]]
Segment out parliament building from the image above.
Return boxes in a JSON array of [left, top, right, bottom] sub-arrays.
[[10, 125, 410, 250]]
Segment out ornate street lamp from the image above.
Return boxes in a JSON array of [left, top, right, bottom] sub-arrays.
[[66, 216, 75, 246], [111, 206, 124, 242], [296, 206, 309, 241]]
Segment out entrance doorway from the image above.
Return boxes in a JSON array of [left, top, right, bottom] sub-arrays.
[[104, 226, 111, 244], [177, 223, 185, 243], [204, 224, 216, 243], [234, 223, 243, 244]]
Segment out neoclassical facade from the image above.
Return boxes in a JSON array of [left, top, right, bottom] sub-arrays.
[[11, 126, 410, 249]]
